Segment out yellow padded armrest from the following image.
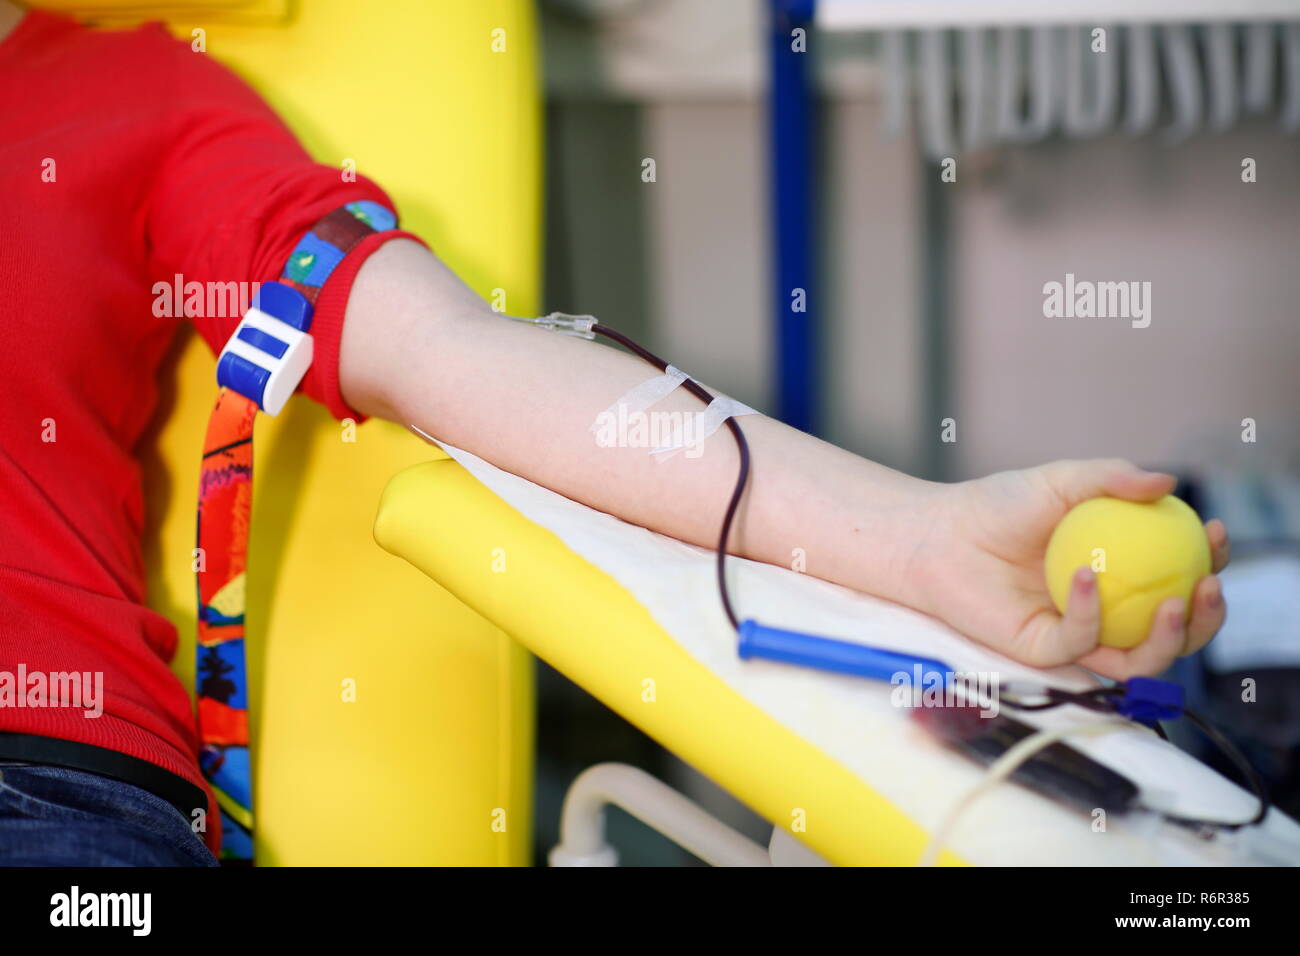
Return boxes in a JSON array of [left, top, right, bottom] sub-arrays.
[[374, 460, 967, 866]]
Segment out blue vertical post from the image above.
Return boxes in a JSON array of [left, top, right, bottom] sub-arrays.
[[768, 0, 817, 433]]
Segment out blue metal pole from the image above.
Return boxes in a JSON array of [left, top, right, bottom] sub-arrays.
[[768, 0, 817, 433]]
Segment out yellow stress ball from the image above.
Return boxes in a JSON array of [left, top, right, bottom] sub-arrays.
[[1044, 495, 1211, 649]]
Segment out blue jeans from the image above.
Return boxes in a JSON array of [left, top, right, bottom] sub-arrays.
[[0, 761, 217, 866]]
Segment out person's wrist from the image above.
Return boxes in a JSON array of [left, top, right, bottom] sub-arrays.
[[873, 475, 953, 616]]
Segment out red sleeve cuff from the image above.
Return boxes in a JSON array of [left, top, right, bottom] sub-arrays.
[[302, 229, 428, 423]]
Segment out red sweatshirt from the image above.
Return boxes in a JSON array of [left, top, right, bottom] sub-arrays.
[[0, 10, 413, 850]]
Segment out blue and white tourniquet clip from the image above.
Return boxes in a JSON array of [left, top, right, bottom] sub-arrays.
[[215, 281, 315, 417]]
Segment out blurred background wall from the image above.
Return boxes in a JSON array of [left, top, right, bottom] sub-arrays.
[[533, 0, 1300, 863], [541, 0, 1300, 480]]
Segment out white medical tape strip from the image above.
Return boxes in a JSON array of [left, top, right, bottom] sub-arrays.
[[589, 366, 688, 433], [650, 396, 757, 460]]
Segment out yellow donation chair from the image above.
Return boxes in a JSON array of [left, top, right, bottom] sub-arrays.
[[33, 0, 540, 865]]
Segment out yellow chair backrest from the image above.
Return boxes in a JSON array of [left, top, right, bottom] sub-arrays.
[[30, 0, 540, 864]]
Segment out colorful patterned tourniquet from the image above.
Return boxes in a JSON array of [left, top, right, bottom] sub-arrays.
[[195, 201, 397, 861]]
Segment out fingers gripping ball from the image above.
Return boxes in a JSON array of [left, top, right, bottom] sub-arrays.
[[1044, 495, 1211, 649]]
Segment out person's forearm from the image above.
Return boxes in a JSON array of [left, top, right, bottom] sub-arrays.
[[339, 240, 941, 609]]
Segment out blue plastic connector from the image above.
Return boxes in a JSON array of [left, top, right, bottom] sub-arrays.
[[1115, 677, 1185, 724], [737, 619, 951, 686]]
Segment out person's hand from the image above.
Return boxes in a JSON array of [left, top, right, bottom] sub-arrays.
[[909, 459, 1229, 680]]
